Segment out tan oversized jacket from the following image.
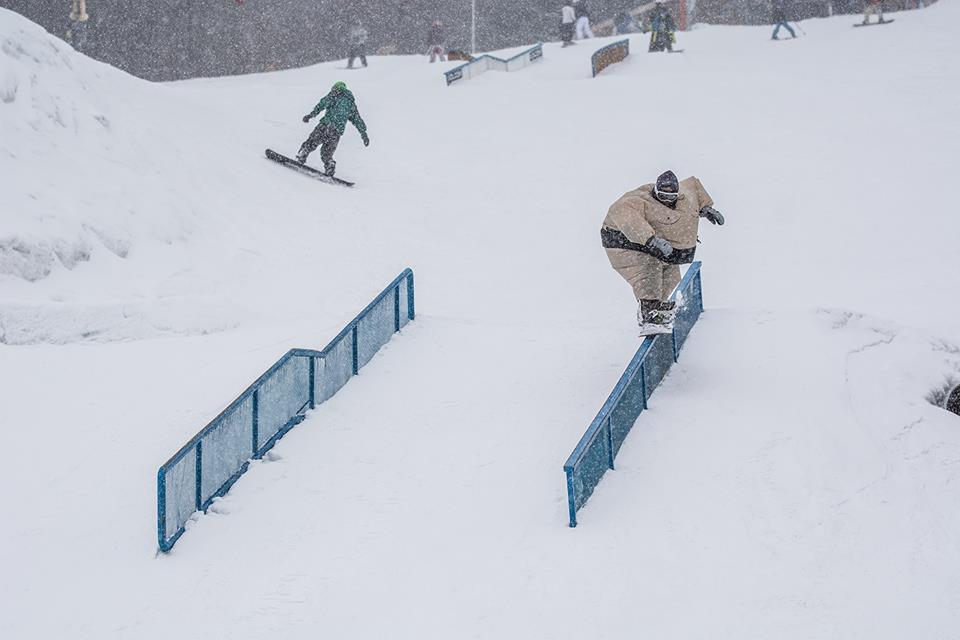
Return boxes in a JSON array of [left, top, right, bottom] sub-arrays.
[[602, 176, 713, 250]]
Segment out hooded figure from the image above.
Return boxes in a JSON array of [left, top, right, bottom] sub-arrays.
[[297, 81, 369, 177], [601, 171, 724, 333], [348, 19, 369, 68]]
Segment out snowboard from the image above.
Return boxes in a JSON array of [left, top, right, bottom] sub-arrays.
[[264, 149, 355, 187], [854, 19, 894, 27], [638, 323, 673, 337]]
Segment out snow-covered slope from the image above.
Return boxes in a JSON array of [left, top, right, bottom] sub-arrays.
[[1, 4, 959, 638]]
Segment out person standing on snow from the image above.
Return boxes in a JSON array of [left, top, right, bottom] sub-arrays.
[[648, 1, 677, 52], [427, 20, 446, 62], [601, 171, 725, 334], [574, 0, 594, 39], [561, 3, 577, 47], [297, 81, 369, 177], [862, 0, 886, 24], [347, 18, 369, 69], [771, 0, 796, 40]]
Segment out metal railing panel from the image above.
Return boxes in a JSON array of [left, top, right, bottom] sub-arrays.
[[157, 269, 415, 552], [200, 395, 254, 504], [316, 335, 354, 404], [161, 449, 196, 550], [357, 295, 396, 369], [255, 355, 310, 452]]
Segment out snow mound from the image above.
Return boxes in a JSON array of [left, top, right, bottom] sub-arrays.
[[0, 14, 176, 282]]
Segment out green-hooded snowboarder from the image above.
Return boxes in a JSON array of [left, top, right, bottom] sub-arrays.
[[297, 81, 369, 176]]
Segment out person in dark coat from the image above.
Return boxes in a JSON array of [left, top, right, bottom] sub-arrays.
[[297, 81, 369, 176], [427, 20, 446, 62], [648, 1, 677, 52]]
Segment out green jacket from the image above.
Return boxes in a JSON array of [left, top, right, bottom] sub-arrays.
[[306, 88, 367, 137]]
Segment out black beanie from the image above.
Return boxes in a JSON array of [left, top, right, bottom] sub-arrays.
[[656, 170, 679, 193]]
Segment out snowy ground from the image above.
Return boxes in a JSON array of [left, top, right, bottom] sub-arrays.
[[2, 4, 959, 638]]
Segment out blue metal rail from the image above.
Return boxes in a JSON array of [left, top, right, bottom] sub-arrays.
[[157, 269, 415, 552], [564, 262, 703, 527]]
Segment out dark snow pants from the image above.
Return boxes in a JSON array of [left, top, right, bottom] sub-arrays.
[[299, 123, 341, 173], [649, 31, 673, 52], [348, 45, 367, 68]]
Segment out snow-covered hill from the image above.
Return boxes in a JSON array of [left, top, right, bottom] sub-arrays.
[[1, 4, 959, 638]]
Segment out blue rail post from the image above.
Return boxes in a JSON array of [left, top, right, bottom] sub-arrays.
[[308, 358, 316, 410], [394, 287, 401, 332], [252, 389, 260, 458], [351, 326, 359, 375], [407, 272, 416, 320], [566, 469, 578, 527], [194, 441, 202, 510]]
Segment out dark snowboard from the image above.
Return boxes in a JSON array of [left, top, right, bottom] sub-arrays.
[[264, 149, 355, 187], [853, 19, 894, 27]]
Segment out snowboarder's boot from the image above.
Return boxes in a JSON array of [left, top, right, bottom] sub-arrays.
[[657, 299, 677, 321], [323, 160, 336, 177], [296, 150, 308, 164], [637, 299, 674, 336]]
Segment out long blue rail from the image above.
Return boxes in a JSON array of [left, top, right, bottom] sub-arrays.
[[564, 263, 703, 527], [157, 269, 415, 552]]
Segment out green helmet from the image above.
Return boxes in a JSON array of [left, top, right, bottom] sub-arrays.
[[332, 81, 347, 92]]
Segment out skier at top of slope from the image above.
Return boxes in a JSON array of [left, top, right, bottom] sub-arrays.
[[601, 170, 725, 335], [297, 81, 369, 177]]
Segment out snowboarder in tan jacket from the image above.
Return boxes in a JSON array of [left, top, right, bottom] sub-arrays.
[[601, 170, 724, 335]]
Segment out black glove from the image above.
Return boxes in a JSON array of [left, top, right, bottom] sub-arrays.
[[699, 205, 724, 226], [361, 133, 370, 147], [302, 115, 311, 123], [645, 235, 674, 259]]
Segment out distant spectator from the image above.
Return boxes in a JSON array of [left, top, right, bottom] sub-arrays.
[[561, 4, 577, 47], [427, 19, 446, 63], [67, 0, 90, 52], [574, 0, 594, 39], [771, 0, 796, 40], [862, 0, 886, 24], [347, 18, 368, 69]]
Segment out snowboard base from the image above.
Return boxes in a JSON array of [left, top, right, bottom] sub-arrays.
[[264, 149, 355, 187]]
